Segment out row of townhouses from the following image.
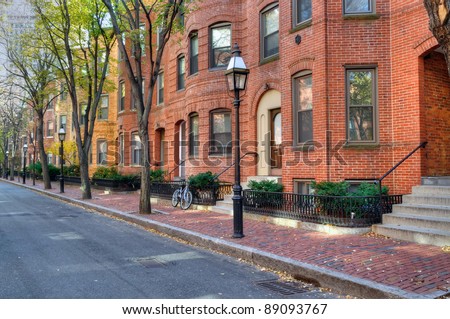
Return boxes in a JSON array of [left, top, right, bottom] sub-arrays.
[[39, 0, 449, 195]]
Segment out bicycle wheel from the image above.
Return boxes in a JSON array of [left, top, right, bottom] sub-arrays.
[[171, 189, 181, 207], [180, 190, 193, 210]]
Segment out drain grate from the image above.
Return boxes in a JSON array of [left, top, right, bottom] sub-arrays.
[[256, 280, 308, 296]]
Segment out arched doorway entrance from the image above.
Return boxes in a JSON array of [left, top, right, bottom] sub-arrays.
[[422, 50, 450, 177], [256, 90, 282, 176]]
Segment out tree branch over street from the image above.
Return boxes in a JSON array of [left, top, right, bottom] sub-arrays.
[[31, 0, 116, 199]]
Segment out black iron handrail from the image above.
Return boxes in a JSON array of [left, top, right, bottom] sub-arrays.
[[376, 141, 427, 195], [213, 151, 258, 180], [165, 159, 186, 179]]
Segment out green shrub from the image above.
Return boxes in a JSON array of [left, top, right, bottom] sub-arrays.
[[92, 166, 120, 179], [351, 182, 389, 196], [63, 164, 80, 177], [28, 161, 42, 175], [311, 181, 349, 196], [188, 171, 219, 190], [248, 179, 283, 192], [48, 164, 61, 180], [150, 169, 166, 182]]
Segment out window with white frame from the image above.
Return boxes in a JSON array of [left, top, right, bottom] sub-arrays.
[[293, 179, 314, 194], [177, 55, 185, 90], [261, 3, 279, 60], [210, 23, 231, 69], [80, 103, 87, 125], [47, 121, 54, 137], [98, 94, 109, 120], [131, 132, 142, 166], [97, 140, 107, 165], [189, 32, 199, 75], [119, 81, 125, 112], [60, 115, 67, 131], [118, 133, 124, 165], [157, 72, 164, 105], [294, 0, 312, 26], [293, 71, 313, 145], [343, 0, 374, 15], [346, 67, 377, 143], [210, 109, 231, 155], [189, 113, 199, 157]]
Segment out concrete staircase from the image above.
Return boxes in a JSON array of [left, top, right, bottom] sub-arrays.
[[373, 185, 450, 246], [209, 194, 234, 215]]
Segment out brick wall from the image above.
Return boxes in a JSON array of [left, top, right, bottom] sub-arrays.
[[114, 0, 449, 194]]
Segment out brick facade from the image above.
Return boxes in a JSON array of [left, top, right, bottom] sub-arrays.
[[107, 1, 449, 194]]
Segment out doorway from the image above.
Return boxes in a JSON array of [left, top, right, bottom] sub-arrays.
[[256, 90, 281, 176], [270, 109, 282, 175]]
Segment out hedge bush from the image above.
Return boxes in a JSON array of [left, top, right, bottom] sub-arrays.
[[248, 179, 283, 192]]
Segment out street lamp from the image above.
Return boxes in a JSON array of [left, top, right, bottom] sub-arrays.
[[58, 126, 66, 193], [225, 43, 249, 238], [22, 144, 28, 184]]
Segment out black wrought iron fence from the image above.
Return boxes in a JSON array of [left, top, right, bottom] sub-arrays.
[[150, 181, 233, 205], [243, 190, 403, 227], [150, 181, 184, 199]]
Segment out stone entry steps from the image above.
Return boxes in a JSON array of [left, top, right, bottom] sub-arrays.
[[373, 185, 450, 247]]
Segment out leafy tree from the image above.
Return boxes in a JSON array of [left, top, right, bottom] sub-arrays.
[[424, 1, 450, 77], [47, 140, 78, 166], [31, 0, 116, 199], [101, 0, 190, 213], [0, 84, 28, 181], [0, 25, 59, 189]]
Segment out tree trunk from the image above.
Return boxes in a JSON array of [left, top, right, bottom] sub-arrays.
[[9, 155, 14, 181], [139, 128, 151, 214], [37, 114, 52, 189], [78, 148, 92, 200]]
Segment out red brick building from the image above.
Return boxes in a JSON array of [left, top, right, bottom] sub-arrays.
[[116, 0, 450, 194]]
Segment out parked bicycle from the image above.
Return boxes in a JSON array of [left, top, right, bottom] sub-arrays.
[[171, 180, 193, 210]]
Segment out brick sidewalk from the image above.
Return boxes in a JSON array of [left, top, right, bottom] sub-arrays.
[[11, 179, 450, 298]]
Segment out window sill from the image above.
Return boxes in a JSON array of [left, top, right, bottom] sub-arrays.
[[290, 20, 312, 33], [291, 143, 316, 152], [259, 55, 280, 66], [208, 66, 227, 72], [343, 13, 380, 20], [343, 142, 380, 149], [208, 153, 232, 158]]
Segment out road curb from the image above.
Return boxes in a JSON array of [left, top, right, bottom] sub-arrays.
[[7, 180, 447, 299]]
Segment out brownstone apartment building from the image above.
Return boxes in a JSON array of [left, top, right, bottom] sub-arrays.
[[47, 0, 449, 195]]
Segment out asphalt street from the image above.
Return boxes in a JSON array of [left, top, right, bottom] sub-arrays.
[[0, 182, 337, 299]]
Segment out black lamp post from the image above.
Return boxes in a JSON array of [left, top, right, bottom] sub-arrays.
[[225, 43, 249, 238], [58, 126, 66, 193], [22, 144, 27, 184]]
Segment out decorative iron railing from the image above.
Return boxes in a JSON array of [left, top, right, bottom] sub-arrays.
[[150, 181, 184, 199], [243, 190, 403, 227], [150, 181, 233, 206]]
